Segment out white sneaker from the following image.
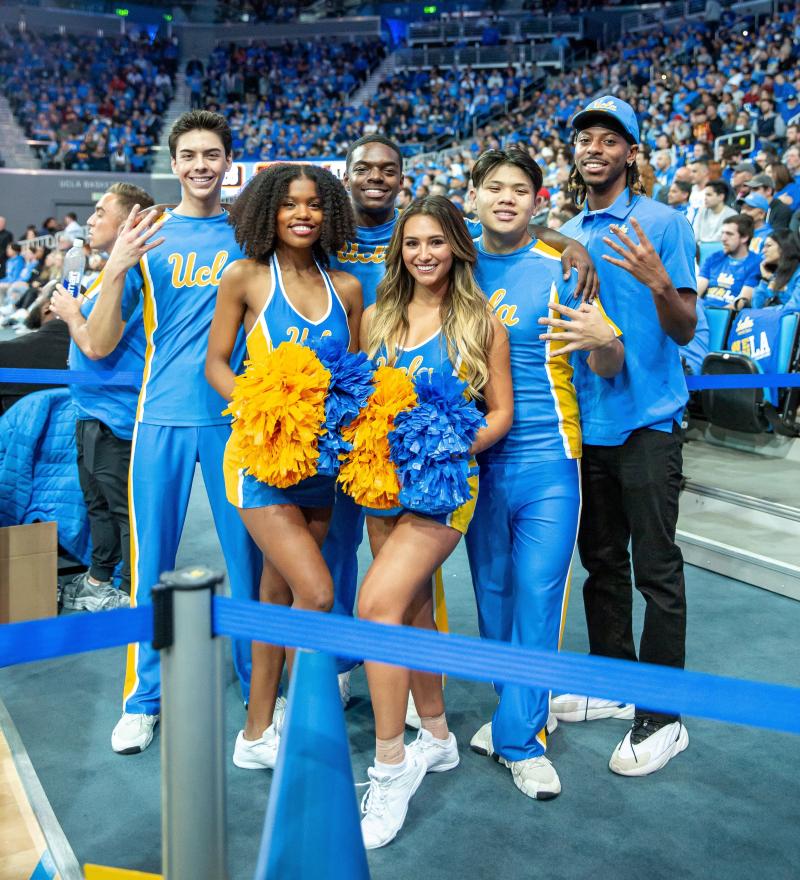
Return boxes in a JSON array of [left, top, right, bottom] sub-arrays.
[[273, 695, 287, 733], [609, 718, 689, 777], [406, 728, 459, 773], [405, 691, 421, 730], [505, 755, 561, 800], [469, 715, 557, 757], [338, 671, 351, 709], [468, 722, 560, 799], [111, 712, 159, 754], [233, 723, 280, 770], [359, 753, 427, 849], [551, 694, 635, 722]]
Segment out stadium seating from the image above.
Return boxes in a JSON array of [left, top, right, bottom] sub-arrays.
[[0, 31, 177, 172]]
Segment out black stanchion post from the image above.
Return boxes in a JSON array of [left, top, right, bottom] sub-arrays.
[[153, 566, 226, 880]]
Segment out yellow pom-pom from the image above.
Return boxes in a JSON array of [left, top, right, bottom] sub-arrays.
[[338, 365, 418, 508], [224, 342, 330, 489]]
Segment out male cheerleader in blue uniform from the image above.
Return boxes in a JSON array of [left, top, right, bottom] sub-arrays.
[[87, 111, 262, 754], [52, 182, 153, 612], [555, 97, 697, 776], [466, 147, 624, 800]]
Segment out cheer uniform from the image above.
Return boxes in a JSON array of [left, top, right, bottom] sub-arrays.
[[369, 331, 479, 535], [325, 215, 397, 670], [467, 237, 620, 762], [122, 210, 262, 715], [223, 252, 351, 509], [69, 272, 144, 592]]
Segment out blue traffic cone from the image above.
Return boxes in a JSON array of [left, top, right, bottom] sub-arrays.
[[254, 650, 370, 880]]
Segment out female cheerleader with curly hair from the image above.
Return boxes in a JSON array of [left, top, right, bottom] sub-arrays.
[[206, 163, 362, 770], [356, 195, 513, 849]]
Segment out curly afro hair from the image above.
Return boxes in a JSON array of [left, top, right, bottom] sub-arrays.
[[228, 163, 355, 267]]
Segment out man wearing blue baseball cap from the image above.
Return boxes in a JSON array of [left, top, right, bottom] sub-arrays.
[[740, 192, 773, 254], [553, 96, 698, 776]]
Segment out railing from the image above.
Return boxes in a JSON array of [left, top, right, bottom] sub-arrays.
[[17, 228, 89, 250], [394, 43, 564, 71], [407, 13, 582, 47], [621, 0, 773, 33]]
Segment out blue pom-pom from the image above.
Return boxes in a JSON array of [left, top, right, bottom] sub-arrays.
[[311, 336, 374, 476], [389, 371, 486, 515]]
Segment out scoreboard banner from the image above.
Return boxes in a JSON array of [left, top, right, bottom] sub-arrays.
[[222, 159, 347, 196]]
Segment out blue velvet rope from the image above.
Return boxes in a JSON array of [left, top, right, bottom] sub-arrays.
[[0, 606, 152, 668], [213, 597, 800, 735], [0, 368, 140, 387], [686, 373, 800, 390], [2, 597, 799, 736]]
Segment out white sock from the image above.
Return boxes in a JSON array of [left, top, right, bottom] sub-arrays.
[[375, 756, 407, 776]]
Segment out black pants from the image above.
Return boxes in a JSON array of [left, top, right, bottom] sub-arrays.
[[578, 427, 686, 720], [75, 419, 132, 592]]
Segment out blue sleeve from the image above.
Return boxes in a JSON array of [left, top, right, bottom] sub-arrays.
[[121, 264, 144, 322], [556, 267, 582, 311], [750, 280, 770, 309], [744, 260, 762, 288], [698, 253, 717, 280], [659, 214, 697, 293]]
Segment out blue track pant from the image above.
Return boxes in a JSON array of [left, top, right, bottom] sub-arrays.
[[123, 422, 261, 714], [466, 457, 581, 762]]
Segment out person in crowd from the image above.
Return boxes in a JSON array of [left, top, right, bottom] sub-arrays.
[[357, 195, 512, 849], [697, 214, 761, 309], [688, 159, 710, 212], [692, 181, 737, 245], [667, 180, 694, 218], [555, 96, 696, 777], [62, 212, 83, 241], [0, 282, 70, 414], [466, 146, 623, 802], [768, 162, 800, 212], [86, 110, 262, 755], [749, 230, 800, 308], [205, 163, 362, 773], [51, 182, 154, 613], [741, 193, 773, 253], [0, 217, 13, 277], [743, 174, 792, 230]]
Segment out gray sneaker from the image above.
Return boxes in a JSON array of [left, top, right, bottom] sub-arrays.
[[60, 572, 130, 612]]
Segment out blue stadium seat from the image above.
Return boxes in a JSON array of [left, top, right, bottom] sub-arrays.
[[698, 241, 724, 265], [700, 310, 800, 435], [704, 306, 733, 353]]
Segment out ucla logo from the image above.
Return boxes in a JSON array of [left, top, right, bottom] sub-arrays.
[[617, 224, 629, 235], [376, 353, 434, 381], [731, 332, 770, 360], [286, 327, 332, 345], [717, 272, 735, 288], [488, 288, 520, 327], [736, 315, 754, 334], [168, 251, 229, 289], [337, 243, 387, 265], [590, 98, 618, 112]]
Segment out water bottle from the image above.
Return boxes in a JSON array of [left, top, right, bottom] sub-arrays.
[[62, 239, 86, 298]]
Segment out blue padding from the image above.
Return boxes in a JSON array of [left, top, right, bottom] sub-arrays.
[[698, 240, 724, 265], [0, 606, 152, 668], [686, 372, 800, 390], [0, 368, 139, 387], [704, 307, 732, 352], [212, 598, 800, 735], [776, 313, 799, 373]]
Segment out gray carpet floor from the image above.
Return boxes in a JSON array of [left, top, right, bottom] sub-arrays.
[[2, 473, 799, 880]]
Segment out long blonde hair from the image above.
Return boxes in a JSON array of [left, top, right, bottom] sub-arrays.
[[367, 195, 493, 398]]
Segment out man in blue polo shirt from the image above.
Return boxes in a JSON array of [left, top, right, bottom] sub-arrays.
[[697, 214, 761, 308], [555, 96, 697, 777]]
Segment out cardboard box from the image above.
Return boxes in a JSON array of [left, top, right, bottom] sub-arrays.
[[0, 522, 57, 623]]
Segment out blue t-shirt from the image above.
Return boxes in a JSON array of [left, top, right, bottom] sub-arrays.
[[699, 250, 761, 306], [332, 213, 397, 308], [124, 210, 247, 426], [561, 189, 697, 445], [679, 299, 709, 375], [749, 224, 773, 254], [69, 271, 145, 440], [474, 237, 620, 462]]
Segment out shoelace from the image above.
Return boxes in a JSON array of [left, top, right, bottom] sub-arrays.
[[356, 771, 390, 819]]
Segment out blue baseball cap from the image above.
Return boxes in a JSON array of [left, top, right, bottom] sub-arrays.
[[572, 95, 640, 144], [743, 192, 770, 212]]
